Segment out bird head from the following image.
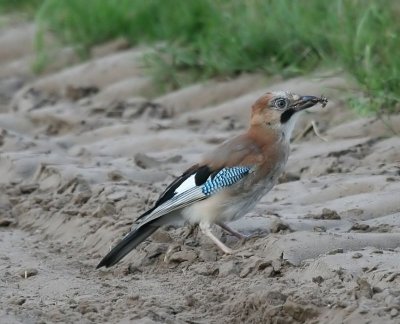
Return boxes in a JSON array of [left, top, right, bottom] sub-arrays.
[[250, 91, 327, 140]]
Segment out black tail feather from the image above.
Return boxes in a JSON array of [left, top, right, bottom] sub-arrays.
[[96, 223, 159, 269]]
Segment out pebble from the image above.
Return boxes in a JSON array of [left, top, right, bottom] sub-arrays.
[[263, 266, 274, 278], [313, 226, 326, 232], [18, 268, 38, 278], [350, 223, 370, 231], [390, 290, 400, 297], [63, 209, 80, 216], [306, 208, 341, 220], [193, 263, 218, 276], [127, 264, 142, 275], [356, 278, 373, 299], [239, 256, 272, 278], [151, 229, 173, 243], [73, 190, 92, 205], [91, 202, 116, 218], [0, 218, 14, 227], [77, 301, 98, 315], [271, 259, 282, 272], [144, 243, 169, 258], [390, 308, 398, 317], [134, 153, 162, 169], [107, 170, 124, 181], [266, 291, 288, 305], [352, 252, 363, 259], [218, 260, 240, 277], [372, 286, 382, 294], [185, 295, 197, 307], [320, 208, 341, 219], [107, 191, 127, 202], [328, 248, 344, 255], [312, 276, 324, 284], [199, 249, 217, 262], [239, 263, 254, 278], [270, 220, 292, 233], [19, 183, 39, 194], [9, 297, 26, 306], [168, 250, 197, 263], [283, 300, 319, 322], [279, 172, 300, 183]]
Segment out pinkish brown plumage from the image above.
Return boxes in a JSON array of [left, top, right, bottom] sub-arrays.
[[97, 91, 328, 268]]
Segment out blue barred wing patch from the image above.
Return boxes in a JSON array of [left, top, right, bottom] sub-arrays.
[[202, 166, 251, 196]]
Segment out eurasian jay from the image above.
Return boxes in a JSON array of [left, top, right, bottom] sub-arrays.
[[97, 91, 327, 268]]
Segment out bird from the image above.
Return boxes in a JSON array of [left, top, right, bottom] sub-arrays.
[[97, 91, 328, 268]]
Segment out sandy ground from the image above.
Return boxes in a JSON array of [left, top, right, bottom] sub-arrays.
[[1, 21, 400, 324]]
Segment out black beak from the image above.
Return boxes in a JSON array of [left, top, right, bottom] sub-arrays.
[[292, 95, 328, 112], [280, 95, 328, 124]]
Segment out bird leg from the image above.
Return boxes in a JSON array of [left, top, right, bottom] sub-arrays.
[[217, 222, 250, 240], [199, 222, 233, 254], [183, 224, 198, 239]]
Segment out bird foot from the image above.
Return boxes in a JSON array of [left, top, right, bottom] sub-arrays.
[[182, 224, 198, 239], [199, 222, 234, 255], [163, 244, 181, 263], [220, 245, 234, 254], [217, 222, 256, 241]]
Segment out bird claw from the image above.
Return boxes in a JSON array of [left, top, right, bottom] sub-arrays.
[[181, 224, 198, 239], [163, 244, 181, 263], [217, 222, 251, 240]]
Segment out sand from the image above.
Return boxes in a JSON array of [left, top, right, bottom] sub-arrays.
[[1, 20, 400, 324]]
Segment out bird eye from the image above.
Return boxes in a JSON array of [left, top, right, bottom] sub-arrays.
[[274, 98, 289, 110]]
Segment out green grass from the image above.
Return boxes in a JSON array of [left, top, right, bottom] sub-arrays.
[[0, 0, 43, 14], [27, 0, 400, 113]]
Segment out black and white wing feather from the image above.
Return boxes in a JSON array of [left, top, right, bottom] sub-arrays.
[[135, 164, 252, 226]]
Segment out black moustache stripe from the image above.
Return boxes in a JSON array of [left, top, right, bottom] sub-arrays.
[[280, 108, 295, 123]]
